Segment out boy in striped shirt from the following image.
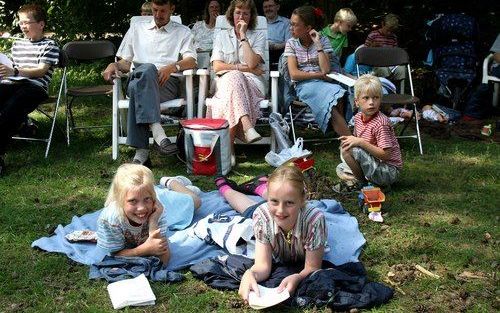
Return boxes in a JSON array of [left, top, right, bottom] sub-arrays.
[[364, 13, 405, 82], [364, 13, 399, 48], [338, 74, 402, 188], [0, 4, 59, 176]]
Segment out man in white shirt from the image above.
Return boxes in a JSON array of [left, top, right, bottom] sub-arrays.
[[263, 0, 290, 67], [103, 0, 196, 166]]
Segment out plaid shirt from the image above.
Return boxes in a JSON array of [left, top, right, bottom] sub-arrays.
[[253, 203, 327, 263]]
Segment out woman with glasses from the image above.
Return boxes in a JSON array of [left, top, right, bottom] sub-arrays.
[[191, 0, 222, 52], [206, 0, 265, 166]]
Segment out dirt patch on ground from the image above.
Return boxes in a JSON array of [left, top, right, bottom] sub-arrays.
[[305, 168, 357, 203], [387, 264, 417, 284], [418, 120, 452, 139], [451, 120, 500, 142], [411, 118, 500, 143]]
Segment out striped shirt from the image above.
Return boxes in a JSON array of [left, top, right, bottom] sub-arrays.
[[365, 29, 398, 48], [354, 111, 403, 168], [97, 202, 150, 253], [96, 187, 195, 254], [253, 203, 327, 264], [284, 35, 333, 77], [11, 37, 59, 93]]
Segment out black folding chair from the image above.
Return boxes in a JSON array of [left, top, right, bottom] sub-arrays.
[[62, 40, 115, 143], [355, 47, 423, 154]]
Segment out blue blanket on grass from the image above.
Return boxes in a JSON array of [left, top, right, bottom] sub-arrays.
[[32, 190, 365, 274]]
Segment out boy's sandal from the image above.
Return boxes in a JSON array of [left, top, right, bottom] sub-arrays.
[[332, 181, 362, 195], [214, 176, 239, 190], [237, 174, 268, 195]]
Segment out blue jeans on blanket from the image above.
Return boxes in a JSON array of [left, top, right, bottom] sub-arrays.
[[89, 255, 184, 282]]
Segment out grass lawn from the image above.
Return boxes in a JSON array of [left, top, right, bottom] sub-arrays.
[[0, 68, 499, 312]]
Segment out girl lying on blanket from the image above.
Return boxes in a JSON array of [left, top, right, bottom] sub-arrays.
[[97, 164, 201, 265], [214, 165, 327, 302]]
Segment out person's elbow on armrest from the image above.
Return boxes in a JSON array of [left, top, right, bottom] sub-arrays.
[[493, 52, 500, 64]]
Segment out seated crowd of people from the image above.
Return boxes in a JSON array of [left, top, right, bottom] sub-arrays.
[[2, 0, 497, 177]]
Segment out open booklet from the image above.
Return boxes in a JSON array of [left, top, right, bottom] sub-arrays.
[[0, 52, 13, 67], [326, 72, 357, 87], [107, 274, 156, 310], [0, 52, 29, 83], [248, 285, 290, 310]]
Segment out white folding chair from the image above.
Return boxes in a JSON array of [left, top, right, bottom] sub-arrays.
[[196, 15, 280, 152], [482, 53, 500, 108], [111, 15, 195, 160]]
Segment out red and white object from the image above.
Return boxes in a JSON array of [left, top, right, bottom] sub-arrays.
[[180, 118, 231, 176]]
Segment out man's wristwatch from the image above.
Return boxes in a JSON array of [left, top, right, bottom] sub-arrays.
[[175, 63, 181, 72], [13, 68, 19, 76]]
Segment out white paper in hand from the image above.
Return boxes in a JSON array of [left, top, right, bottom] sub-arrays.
[[107, 274, 156, 309], [0, 53, 13, 67], [248, 285, 290, 310]]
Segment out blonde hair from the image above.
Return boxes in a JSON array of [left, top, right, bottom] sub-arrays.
[[354, 74, 383, 99], [268, 164, 307, 197], [105, 164, 157, 220], [383, 13, 399, 31], [141, 2, 152, 15], [334, 8, 357, 25]]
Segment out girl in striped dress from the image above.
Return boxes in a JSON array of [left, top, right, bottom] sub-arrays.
[[214, 165, 327, 300]]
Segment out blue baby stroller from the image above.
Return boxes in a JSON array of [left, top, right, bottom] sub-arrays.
[[425, 14, 479, 109]]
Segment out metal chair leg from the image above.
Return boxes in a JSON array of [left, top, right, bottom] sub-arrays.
[[414, 103, 423, 155], [289, 105, 297, 143]]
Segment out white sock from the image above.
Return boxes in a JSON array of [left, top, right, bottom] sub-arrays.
[[150, 123, 167, 145], [160, 176, 192, 189], [133, 149, 149, 163]]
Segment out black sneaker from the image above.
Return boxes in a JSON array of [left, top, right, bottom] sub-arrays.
[[237, 174, 268, 195], [18, 118, 38, 137], [154, 138, 179, 156], [214, 175, 239, 190], [131, 157, 152, 168]]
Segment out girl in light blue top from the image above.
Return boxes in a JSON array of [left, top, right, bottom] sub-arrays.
[[97, 164, 200, 265]]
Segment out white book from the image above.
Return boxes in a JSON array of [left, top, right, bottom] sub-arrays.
[[107, 274, 156, 310], [248, 285, 290, 310], [327, 72, 356, 87]]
